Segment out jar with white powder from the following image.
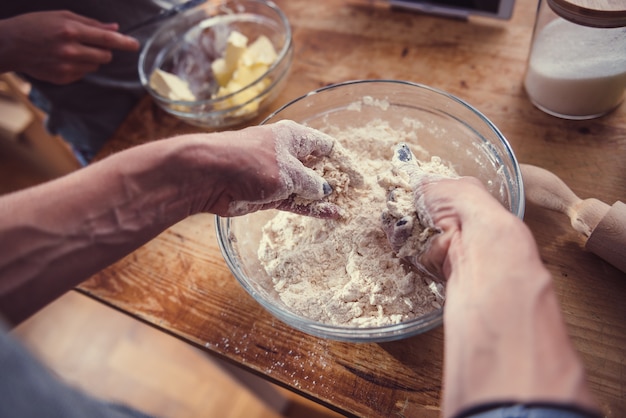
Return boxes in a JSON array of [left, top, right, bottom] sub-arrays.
[[523, 0, 626, 120]]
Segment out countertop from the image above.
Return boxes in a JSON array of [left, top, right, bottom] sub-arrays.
[[80, 0, 626, 416]]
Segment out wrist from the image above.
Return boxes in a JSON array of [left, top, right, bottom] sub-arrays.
[[442, 242, 596, 416], [159, 133, 237, 215]]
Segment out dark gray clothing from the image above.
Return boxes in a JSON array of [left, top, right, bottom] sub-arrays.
[[0, 323, 154, 418], [455, 402, 603, 418]]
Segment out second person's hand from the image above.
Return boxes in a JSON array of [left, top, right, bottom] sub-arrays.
[[0, 10, 140, 84]]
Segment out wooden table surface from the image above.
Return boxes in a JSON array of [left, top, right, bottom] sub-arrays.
[[80, 0, 626, 416]]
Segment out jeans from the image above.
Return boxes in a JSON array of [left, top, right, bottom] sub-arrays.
[[0, 324, 154, 418]]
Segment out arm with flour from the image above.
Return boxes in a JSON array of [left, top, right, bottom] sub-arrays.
[[0, 121, 337, 325]]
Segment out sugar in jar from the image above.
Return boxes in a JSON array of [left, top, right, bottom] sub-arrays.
[[524, 0, 626, 120]]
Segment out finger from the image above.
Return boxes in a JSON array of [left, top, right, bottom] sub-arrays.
[[76, 24, 140, 52], [53, 42, 113, 66], [382, 210, 414, 251], [283, 163, 332, 201], [226, 198, 341, 219], [270, 121, 336, 200], [58, 11, 138, 50], [393, 143, 416, 163], [276, 199, 342, 219], [392, 143, 427, 181], [416, 232, 450, 280], [415, 177, 493, 225], [391, 216, 415, 249], [273, 120, 335, 158], [61, 10, 120, 30]]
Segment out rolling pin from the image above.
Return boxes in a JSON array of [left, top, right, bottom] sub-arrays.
[[520, 164, 626, 273]]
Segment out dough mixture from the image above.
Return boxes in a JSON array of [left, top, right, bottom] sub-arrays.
[[258, 116, 456, 327]]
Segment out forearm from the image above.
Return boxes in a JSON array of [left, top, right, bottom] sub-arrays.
[[441, 215, 596, 417], [0, 137, 216, 324], [0, 121, 336, 324]]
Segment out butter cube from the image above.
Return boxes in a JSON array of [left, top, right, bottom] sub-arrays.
[[212, 31, 249, 87], [241, 35, 277, 67], [224, 31, 248, 70], [215, 69, 270, 115], [211, 58, 229, 87], [210, 31, 278, 116], [232, 63, 270, 87], [149, 69, 196, 101]]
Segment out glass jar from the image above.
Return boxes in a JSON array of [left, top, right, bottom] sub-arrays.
[[524, 0, 626, 120]]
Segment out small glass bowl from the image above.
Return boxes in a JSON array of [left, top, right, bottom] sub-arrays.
[[216, 80, 524, 342], [138, 0, 293, 129]]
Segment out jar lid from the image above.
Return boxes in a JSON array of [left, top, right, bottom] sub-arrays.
[[548, 0, 626, 28]]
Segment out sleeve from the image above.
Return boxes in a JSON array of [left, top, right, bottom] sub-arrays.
[[454, 402, 603, 418], [0, 323, 154, 418]]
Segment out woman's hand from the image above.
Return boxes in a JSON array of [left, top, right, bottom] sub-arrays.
[[0, 10, 139, 84]]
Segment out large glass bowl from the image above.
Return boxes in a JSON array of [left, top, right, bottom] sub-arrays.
[[216, 80, 524, 342], [138, 0, 293, 129]]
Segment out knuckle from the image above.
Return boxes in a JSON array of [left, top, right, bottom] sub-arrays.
[[57, 23, 80, 41]]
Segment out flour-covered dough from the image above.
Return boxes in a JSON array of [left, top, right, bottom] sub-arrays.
[[258, 118, 456, 327]]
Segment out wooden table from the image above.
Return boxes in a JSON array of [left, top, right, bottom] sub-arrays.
[[81, 0, 626, 416]]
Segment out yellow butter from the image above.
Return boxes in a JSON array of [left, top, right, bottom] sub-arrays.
[[232, 63, 270, 89], [211, 58, 229, 87], [149, 68, 196, 101], [215, 64, 270, 113], [224, 31, 248, 71], [212, 31, 249, 87], [211, 30, 278, 114], [241, 35, 277, 66]]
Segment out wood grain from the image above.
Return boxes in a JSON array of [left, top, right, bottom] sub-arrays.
[[82, 0, 626, 416], [13, 291, 342, 418], [14, 292, 283, 418]]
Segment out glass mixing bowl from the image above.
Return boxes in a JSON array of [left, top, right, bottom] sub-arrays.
[[216, 80, 524, 342], [138, 0, 293, 129]]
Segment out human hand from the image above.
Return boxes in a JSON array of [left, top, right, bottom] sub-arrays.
[[381, 143, 520, 279], [182, 120, 339, 218], [0, 11, 140, 84], [427, 174, 598, 418], [381, 146, 599, 417], [381, 143, 458, 278]]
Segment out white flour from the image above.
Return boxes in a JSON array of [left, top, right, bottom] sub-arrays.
[[524, 19, 626, 117], [257, 118, 456, 327]]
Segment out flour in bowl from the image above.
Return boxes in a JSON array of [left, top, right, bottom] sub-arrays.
[[257, 118, 456, 327]]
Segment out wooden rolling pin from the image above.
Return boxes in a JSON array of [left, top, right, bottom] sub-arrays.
[[520, 164, 626, 273]]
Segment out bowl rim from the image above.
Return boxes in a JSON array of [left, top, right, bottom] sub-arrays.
[[138, 0, 293, 106], [216, 79, 525, 342], [263, 79, 525, 219]]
